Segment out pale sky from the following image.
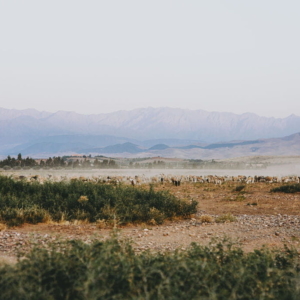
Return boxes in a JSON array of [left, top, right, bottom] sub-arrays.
[[0, 0, 299, 118]]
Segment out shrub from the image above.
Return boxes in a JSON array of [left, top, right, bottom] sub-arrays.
[[215, 213, 237, 223], [271, 184, 300, 193], [234, 185, 246, 192], [147, 207, 165, 224], [199, 214, 214, 223], [0, 238, 300, 299], [235, 194, 246, 202], [96, 219, 107, 229], [0, 175, 197, 226], [77, 195, 89, 204], [0, 223, 6, 231], [225, 195, 246, 202], [0, 207, 51, 227]]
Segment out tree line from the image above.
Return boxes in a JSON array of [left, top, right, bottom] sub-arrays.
[[0, 154, 37, 168], [0, 154, 118, 169]]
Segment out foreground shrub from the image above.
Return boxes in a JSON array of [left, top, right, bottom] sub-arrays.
[[0, 238, 300, 299], [271, 184, 300, 193], [0, 176, 197, 226]]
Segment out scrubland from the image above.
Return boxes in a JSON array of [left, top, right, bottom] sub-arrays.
[[1, 174, 300, 299], [1, 236, 300, 299], [0, 175, 196, 227]]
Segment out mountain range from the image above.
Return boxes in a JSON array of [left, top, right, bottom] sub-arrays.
[[0, 107, 300, 158], [83, 133, 300, 159]]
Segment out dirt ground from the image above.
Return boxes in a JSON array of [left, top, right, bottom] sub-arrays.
[[1, 181, 300, 264]]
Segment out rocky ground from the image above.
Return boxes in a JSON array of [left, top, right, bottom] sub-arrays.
[[1, 182, 300, 264], [1, 213, 300, 264]]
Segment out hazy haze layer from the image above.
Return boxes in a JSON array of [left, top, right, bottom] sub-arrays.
[[0, 1, 299, 117]]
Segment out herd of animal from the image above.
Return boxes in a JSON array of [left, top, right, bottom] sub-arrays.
[[8, 173, 300, 185]]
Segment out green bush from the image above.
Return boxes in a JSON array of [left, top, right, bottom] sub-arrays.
[[0, 238, 300, 299], [234, 185, 246, 192], [0, 207, 51, 227], [0, 176, 197, 226], [271, 184, 300, 193]]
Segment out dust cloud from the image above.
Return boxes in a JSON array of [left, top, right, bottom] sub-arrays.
[[2, 164, 300, 179]]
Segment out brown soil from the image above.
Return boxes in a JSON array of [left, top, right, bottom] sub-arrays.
[[160, 182, 300, 216]]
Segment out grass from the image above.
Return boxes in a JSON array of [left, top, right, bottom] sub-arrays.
[[224, 194, 246, 202], [0, 222, 6, 231], [234, 185, 246, 192], [215, 213, 237, 223], [271, 184, 300, 194], [0, 175, 197, 227], [199, 214, 215, 223], [0, 237, 300, 299]]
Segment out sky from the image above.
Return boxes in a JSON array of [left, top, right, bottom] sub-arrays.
[[0, 0, 299, 118]]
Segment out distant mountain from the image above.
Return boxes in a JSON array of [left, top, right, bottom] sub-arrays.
[[148, 144, 170, 151], [6, 132, 300, 160], [0, 108, 51, 121], [145, 132, 300, 159], [5, 135, 198, 156], [203, 140, 263, 150], [8, 135, 139, 154], [85, 132, 300, 159], [1, 107, 300, 156], [15, 142, 88, 155], [87, 142, 142, 154], [138, 138, 202, 148]]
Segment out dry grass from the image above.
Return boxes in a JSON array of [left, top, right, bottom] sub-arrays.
[[215, 213, 237, 223], [72, 219, 90, 225], [0, 223, 7, 231], [77, 195, 89, 203], [148, 219, 157, 226], [199, 215, 215, 223], [96, 219, 107, 229], [156, 181, 300, 217], [140, 222, 148, 229]]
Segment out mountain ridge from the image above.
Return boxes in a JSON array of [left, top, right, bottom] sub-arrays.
[[4, 132, 300, 160], [1, 107, 300, 156]]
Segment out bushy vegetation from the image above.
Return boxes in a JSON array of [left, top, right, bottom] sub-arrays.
[[0, 176, 197, 227], [271, 184, 300, 194], [215, 213, 237, 223], [1, 237, 300, 299], [234, 184, 246, 192], [199, 214, 215, 223]]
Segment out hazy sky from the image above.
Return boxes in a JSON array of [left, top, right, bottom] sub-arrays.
[[0, 0, 299, 118]]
